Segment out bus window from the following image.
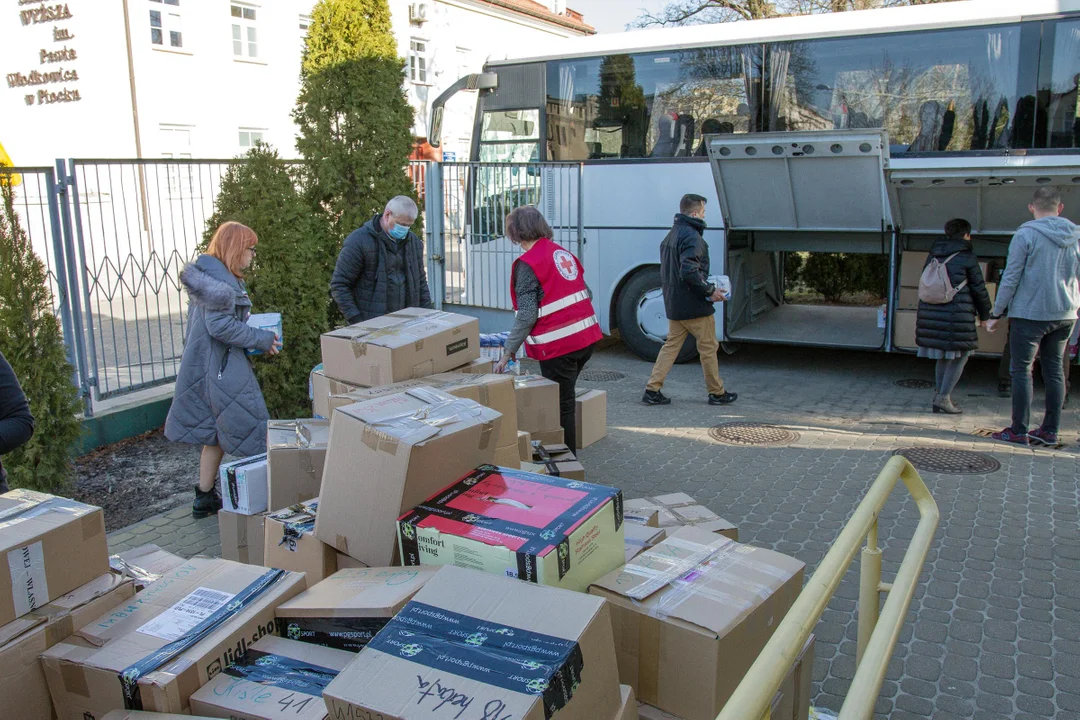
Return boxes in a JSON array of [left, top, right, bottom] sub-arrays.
[[1040, 19, 1080, 149], [478, 109, 540, 163], [768, 23, 1022, 152]]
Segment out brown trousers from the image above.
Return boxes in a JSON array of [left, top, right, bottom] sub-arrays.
[[646, 316, 725, 395]]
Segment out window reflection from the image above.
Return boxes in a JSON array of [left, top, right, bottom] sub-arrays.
[[1042, 19, 1080, 149]]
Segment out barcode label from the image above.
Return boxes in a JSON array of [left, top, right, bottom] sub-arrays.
[[136, 587, 235, 641]]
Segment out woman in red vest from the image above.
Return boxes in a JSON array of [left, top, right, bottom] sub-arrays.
[[495, 206, 602, 453]]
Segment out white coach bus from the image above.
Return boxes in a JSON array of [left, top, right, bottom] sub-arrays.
[[430, 0, 1080, 362]]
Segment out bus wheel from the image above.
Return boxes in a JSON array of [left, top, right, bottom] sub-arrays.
[[617, 267, 698, 364]]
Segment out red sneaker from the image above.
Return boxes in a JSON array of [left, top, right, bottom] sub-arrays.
[[990, 427, 1029, 445], [1028, 427, 1058, 447]]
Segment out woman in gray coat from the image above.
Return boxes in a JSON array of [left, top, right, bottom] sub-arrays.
[[165, 222, 281, 517]]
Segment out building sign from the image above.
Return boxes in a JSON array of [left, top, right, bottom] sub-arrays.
[[7, 1, 81, 106]]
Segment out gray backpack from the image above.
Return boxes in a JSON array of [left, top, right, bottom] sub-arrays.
[[918, 252, 967, 304]]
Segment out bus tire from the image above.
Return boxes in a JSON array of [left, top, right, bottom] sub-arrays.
[[617, 267, 698, 364]]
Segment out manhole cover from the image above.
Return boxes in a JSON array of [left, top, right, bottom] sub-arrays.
[[896, 379, 935, 389], [709, 422, 799, 447], [893, 447, 1001, 475], [580, 369, 627, 382]]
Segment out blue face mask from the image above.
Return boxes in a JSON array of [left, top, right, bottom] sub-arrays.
[[387, 222, 410, 240]]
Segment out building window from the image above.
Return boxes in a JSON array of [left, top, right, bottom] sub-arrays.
[[231, 3, 258, 59], [150, 0, 182, 48], [239, 128, 265, 149], [409, 38, 429, 84], [299, 14, 312, 35], [160, 124, 194, 195]]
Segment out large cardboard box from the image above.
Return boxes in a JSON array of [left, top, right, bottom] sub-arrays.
[[624, 492, 738, 541], [517, 430, 532, 461], [266, 419, 329, 511], [898, 286, 920, 311], [218, 511, 266, 565], [315, 387, 502, 566], [102, 713, 216, 720], [575, 389, 607, 448], [532, 427, 565, 446], [521, 441, 586, 482], [320, 308, 480, 387], [398, 465, 624, 592], [624, 523, 666, 563], [900, 251, 926, 287], [589, 527, 805, 720], [275, 567, 436, 651], [893, 309, 917, 350], [322, 565, 623, 720], [41, 558, 305, 719], [0, 573, 136, 720], [0, 489, 110, 626], [219, 454, 269, 515], [453, 357, 495, 374], [189, 636, 353, 720], [310, 366, 362, 419], [264, 500, 337, 587], [111, 545, 187, 590], [514, 374, 561, 435], [977, 317, 1009, 354]]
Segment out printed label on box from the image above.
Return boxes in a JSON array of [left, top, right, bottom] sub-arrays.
[[137, 586, 236, 641], [7, 540, 48, 616], [446, 338, 469, 356]]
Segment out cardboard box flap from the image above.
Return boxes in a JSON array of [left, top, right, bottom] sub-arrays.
[[341, 392, 499, 448], [513, 374, 551, 390], [267, 419, 330, 450], [0, 609, 47, 646], [277, 567, 438, 620], [326, 310, 465, 351]]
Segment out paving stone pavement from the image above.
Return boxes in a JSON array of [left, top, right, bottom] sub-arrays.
[[107, 341, 1080, 720]]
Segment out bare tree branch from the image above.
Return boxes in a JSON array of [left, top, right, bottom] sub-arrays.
[[634, 0, 957, 29]]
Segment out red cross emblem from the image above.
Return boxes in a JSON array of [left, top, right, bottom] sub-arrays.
[[553, 249, 578, 280]]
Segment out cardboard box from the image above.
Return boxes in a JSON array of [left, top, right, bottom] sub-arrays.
[[514, 374, 561, 435], [218, 511, 266, 565], [624, 523, 666, 563], [453, 357, 495, 374], [322, 565, 623, 720], [517, 430, 532, 461], [978, 317, 1008, 354], [532, 427, 565, 446], [264, 500, 337, 587], [219, 454, 268, 515], [616, 685, 636, 720], [898, 286, 920, 311], [0, 489, 110, 626], [575, 388, 607, 449], [111, 545, 187, 590], [315, 387, 502, 566], [275, 567, 436, 652], [266, 419, 329, 511], [41, 558, 305, 718], [793, 635, 816, 720], [900, 251, 926, 287], [320, 308, 480, 387], [189, 636, 353, 720], [639, 702, 683, 719], [623, 504, 659, 527], [589, 527, 805, 720], [522, 441, 586, 482], [310, 366, 361, 420], [0, 573, 136, 720], [398, 465, 624, 592], [335, 552, 367, 570], [494, 443, 522, 469], [102, 712, 217, 720], [625, 493, 738, 541], [893, 309, 917, 350]]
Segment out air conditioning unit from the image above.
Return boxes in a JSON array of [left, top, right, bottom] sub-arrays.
[[409, 2, 429, 24]]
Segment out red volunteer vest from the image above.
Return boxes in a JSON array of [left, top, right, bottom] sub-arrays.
[[511, 238, 602, 361]]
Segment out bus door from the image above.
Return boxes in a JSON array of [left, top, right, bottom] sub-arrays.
[[705, 129, 893, 350]]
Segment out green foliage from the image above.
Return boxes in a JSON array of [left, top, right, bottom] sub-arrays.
[[0, 181, 82, 492], [795, 252, 888, 302], [302, 0, 396, 76], [203, 145, 332, 418]]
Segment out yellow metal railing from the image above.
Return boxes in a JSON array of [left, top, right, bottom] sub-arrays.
[[717, 456, 940, 720]]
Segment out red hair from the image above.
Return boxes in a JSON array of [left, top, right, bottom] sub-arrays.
[[206, 221, 257, 277]]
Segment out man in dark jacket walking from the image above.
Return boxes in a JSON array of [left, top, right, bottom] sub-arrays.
[[642, 194, 737, 406], [331, 196, 433, 324], [0, 351, 35, 494]]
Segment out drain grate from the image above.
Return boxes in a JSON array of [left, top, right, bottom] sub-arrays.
[[580, 369, 627, 382], [896, 379, 935, 389], [709, 422, 799, 447], [893, 447, 1001, 475]]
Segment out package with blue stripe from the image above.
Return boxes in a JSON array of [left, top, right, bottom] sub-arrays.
[[189, 635, 352, 719], [40, 558, 305, 718], [219, 453, 268, 515], [246, 313, 282, 356], [323, 565, 623, 720]]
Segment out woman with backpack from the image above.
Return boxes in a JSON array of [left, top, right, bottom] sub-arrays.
[[916, 218, 993, 414]]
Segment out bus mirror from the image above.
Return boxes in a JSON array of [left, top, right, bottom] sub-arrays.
[[474, 72, 498, 91], [429, 106, 444, 148]]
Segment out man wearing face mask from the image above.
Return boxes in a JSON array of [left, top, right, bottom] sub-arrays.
[[642, 194, 737, 406], [331, 195, 433, 324]]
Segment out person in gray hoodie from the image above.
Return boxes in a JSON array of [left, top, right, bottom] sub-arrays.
[[986, 187, 1080, 446]]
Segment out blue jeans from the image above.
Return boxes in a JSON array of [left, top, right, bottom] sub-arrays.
[[1009, 318, 1076, 435]]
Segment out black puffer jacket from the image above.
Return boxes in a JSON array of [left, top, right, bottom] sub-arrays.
[[915, 237, 992, 351], [661, 214, 715, 321]]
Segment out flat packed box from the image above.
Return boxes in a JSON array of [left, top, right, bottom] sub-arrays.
[[218, 510, 266, 565], [893, 309, 917, 350], [42, 558, 305, 718], [576, 388, 608, 448], [900, 251, 926, 287], [454, 356, 495, 374], [898, 286, 919, 311], [310, 366, 361, 419], [398, 465, 624, 592], [189, 635, 353, 720], [514, 374, 561, 435], [111, 545, 187, 590], [264, 500, 337, 587], [275, 567, 436, 651], [0, 489, 110, 626], [589, 527, 805, 720], [267, 419, 329, 511], [315, 387, 502, 566], [320, 308, 480, 386], [0, 573, 135, 720], [322, 565, 623, 720], [977, 317, 1008, 354], [625, 492, 738, 541], [522, 441, 586, 481], [219, 454, 268, 515], [624, 523, 666, 563]]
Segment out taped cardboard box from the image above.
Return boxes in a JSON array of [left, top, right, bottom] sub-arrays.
[[322, 565, 623, 720], [218, 511, 266, 566], [0, 573, 136, 720], [0, 489, 110, 627], [399, 465, 624, 592], [575, 388, 607, 448], [111, 545, 187, 590], [624, 492, 738, 541], [514, 374, 561, 435], [521, 441, 586, 482], [263, 500, 337, 587], [41, 558, 305, 719], [219, 454, 268, 515], [589, 527, 805, 720], [315, 387, 502, 566], [189, 636, 353, 720], [494, 443, 522, 470], [275, 567, 437, 652], [320, 308, 480, 387], [532, 427, 565, 446], [310, 366, 361, 420], [624, 523, 666, 563], [266, 419, 329, 511], [335, 552, 367, 570], [453, 356, 495, 374], [517, 430, 532, 461]]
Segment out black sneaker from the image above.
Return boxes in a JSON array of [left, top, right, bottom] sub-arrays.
[[998, 381, 1011, 398], [192, 485, 222, 519], [708, 391, 738, 405], [642, 390, 671, 406]]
